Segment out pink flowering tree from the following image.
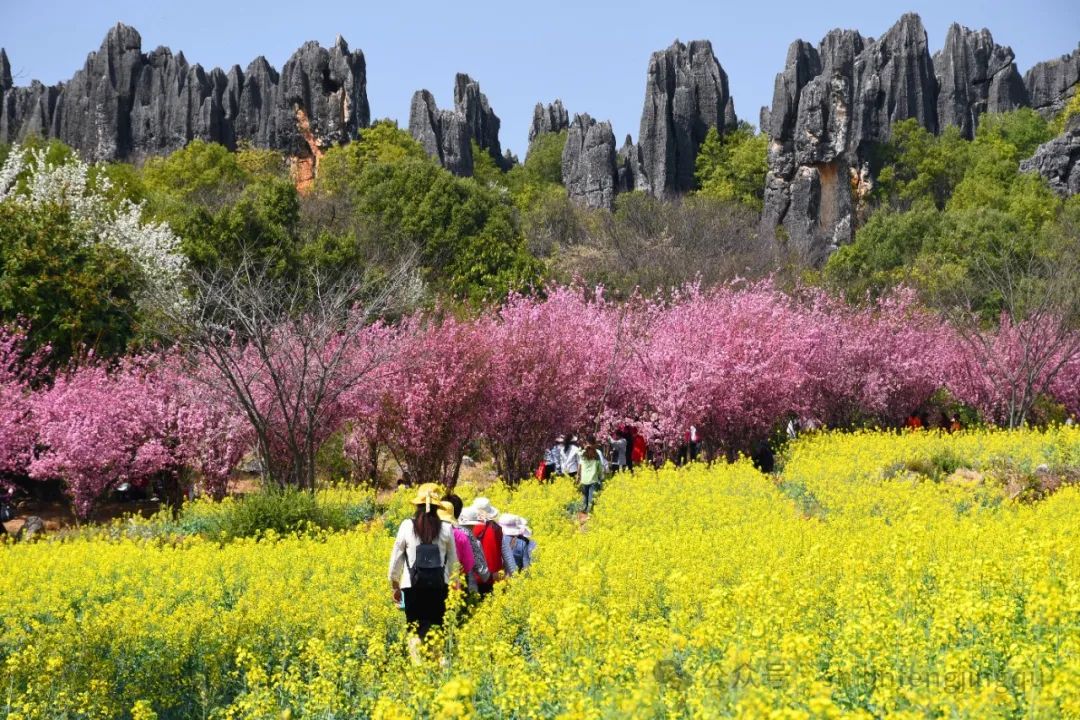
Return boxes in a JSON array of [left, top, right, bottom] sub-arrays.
[[0, 326, 40, 490], [163, 256, 421, 491], [801, 289, 956, 428], [948, 315, 1080, 427], [622, 283, 959, 457], [626, 283, 809, 455], [163, 358, 251, 499], [934, 240, 1080, 428], [478, 288, 620, 482], [362, 315, 491, 487], [30, 357, 178, 517], [28, 353, 248, 517]]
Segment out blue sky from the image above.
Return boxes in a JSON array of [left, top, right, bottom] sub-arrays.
[[2, 1, 1078, 157]]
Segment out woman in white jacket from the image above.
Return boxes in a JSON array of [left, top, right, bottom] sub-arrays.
[[388, 483, 458, 640]]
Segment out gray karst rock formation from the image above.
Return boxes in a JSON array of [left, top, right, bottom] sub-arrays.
[[617, 134, 647, 194], [408, 89, 474, 176], [0, 23, 368, 169], [762, 14, 939, 264], [762, 14, 1079, 264], [0, 49, 10, 90], [281, 38, 369, 147], [408, 74, 507, 175], [1024, 44, 1080, 117], [1021, 113, 1080, 196], [3, 16, 1077, 224], [129, 49, 234, 156], [637, 39, 736, 199], [933, 23, 1028, 139], [559, 38, 737, 206], [454, 73, 510, 170], [562, 113, 618, 209], [528, 100, 569, 145]]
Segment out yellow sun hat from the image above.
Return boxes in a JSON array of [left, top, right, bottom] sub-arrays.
[[412, 481, 447, 509]]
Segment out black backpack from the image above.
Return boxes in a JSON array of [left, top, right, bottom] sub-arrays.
[[405, 527, 446, 590]]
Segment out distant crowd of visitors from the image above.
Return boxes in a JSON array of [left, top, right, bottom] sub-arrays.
[[535, 425, 703, 512]]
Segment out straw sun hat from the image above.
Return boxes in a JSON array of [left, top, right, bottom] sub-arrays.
[[411, 482, 453, 516]]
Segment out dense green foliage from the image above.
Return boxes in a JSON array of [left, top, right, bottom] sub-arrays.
[[319, 122, 540, 300], [135, 141, 307, 277], [1049, 92, 1080, 136], [694, 122, 768, 210], [823, 109, 1076, 316], [471, 130, 567, 215], [173, 487, 377, 540], [0, 202, 140, 363]]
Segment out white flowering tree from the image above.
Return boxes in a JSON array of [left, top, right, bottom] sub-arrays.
[[0, 145, 188, 312]]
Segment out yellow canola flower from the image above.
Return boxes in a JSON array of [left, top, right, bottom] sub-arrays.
[[0, 428, 1078, 718]]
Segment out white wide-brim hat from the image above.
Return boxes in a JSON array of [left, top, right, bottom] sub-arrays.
[[469, 497, 499, 521], [498, 513, 532, 538], [457, 507, 484, 526]]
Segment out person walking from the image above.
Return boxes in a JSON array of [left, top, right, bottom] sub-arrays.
[[630, 428, 648, 470], [0, 487, 15, 535], [498, 514, 536, 572], [468, 497, 515, 592], [456, 507, 491, 593], [440, 494, 474, 586], [609, 429, 628, 473], [686, 425, 700, 463], [388, 483, 459, 643], [558, 435, 582, 480], [786, 417, 801, 442], [578, 442, 605, 513], [541, 436, 564, 481]]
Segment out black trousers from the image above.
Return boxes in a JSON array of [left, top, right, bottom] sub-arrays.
[[403, 584, 449, 639]]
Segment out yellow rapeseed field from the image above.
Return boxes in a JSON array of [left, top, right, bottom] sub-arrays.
[[2, 427, 1079, 719]]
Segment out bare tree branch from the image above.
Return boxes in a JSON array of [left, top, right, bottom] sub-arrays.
[[157, 249, 421, 490]]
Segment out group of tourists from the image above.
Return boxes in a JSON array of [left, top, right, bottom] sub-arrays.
[[538, 434, 612, 513], [387, 483, 536, 647], [905, 411, 963, 432], [537, 425, 707, 512]]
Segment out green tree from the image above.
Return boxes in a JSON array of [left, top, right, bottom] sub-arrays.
[[505, 130, 567, 212], [317, 121, 427, 195], [947, 125, 1058, 234], [470, 139, 504, 189], [320, 138, 540, 300], [823, 208, 946, 300], [236, 146, 288, 179], [872, 120, 971, 210], [523, 131, 566, 187], [976, 108, 1052, 158], [0, 202, 140, 364], [141, 140, 248, 206], [138, 141, 307, 278], [694, 123, 768, 211], [824, 109, 1064, 315], [1049, 92, 1080, 135], [190, 178, 302, 276]]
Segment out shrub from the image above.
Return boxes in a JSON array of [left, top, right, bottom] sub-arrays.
[[174, 485, 378, 540]]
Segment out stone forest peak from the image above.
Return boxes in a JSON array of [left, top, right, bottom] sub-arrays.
[[1, 15, 1077, 261]]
